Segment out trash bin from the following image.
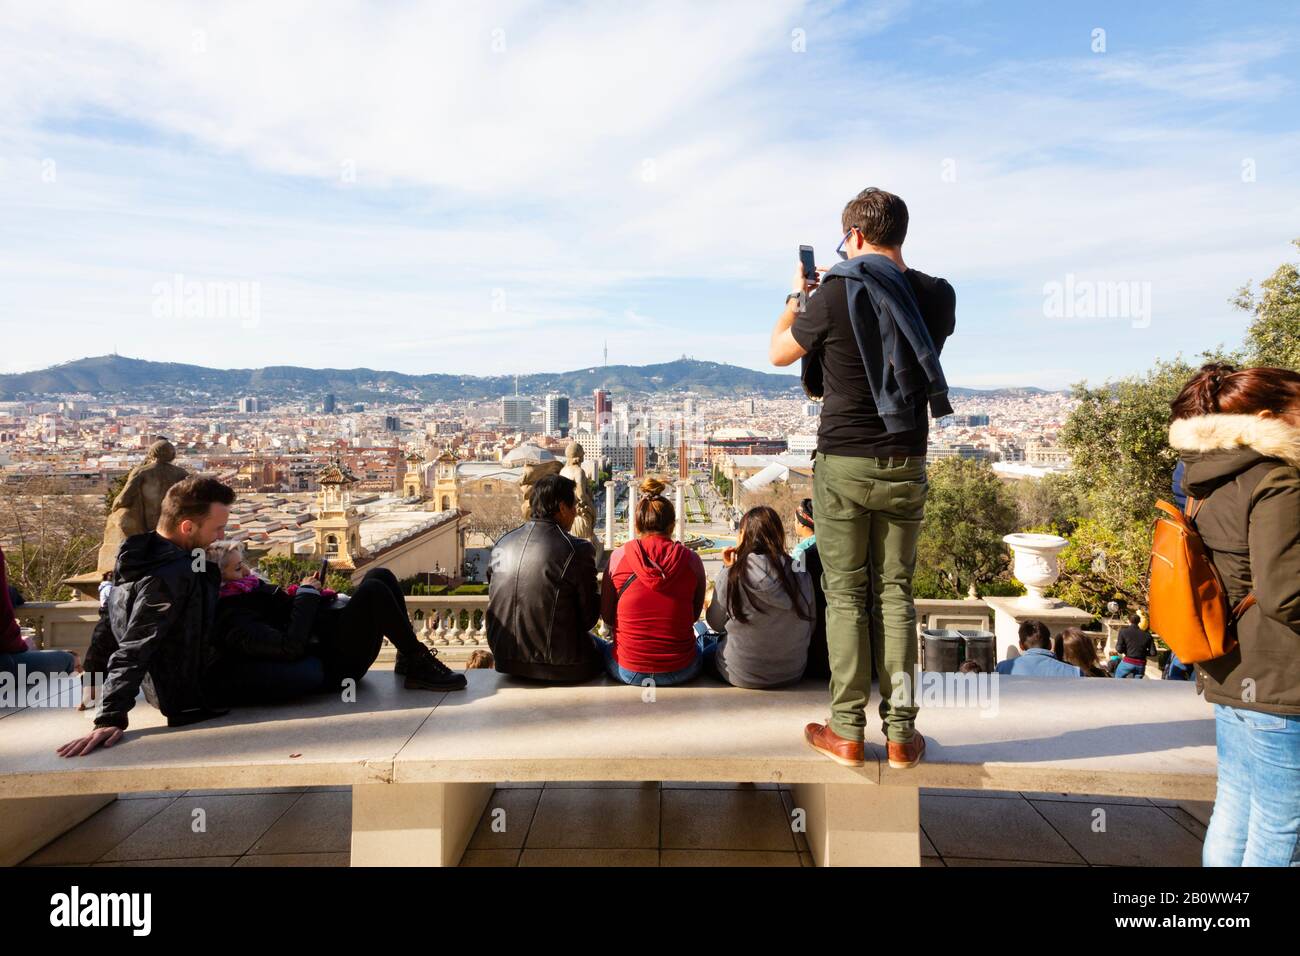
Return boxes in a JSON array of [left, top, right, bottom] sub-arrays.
[[921, 629, 962, 673], [959, 630, 996, 673]]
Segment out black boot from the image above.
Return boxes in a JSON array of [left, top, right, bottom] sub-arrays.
[[403, 646, 467, 691]]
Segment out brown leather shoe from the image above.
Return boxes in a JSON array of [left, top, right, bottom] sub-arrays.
[[804, 722, 865, 767], [886, 732, 926, 770]]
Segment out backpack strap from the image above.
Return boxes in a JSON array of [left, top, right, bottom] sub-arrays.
[[617, 572, 637, 599], [1231, 592, 1256, 620], [1181, 495, 1255, 623]]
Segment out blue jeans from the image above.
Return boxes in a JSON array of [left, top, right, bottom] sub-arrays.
[[1114, 660, 1146, 679], [591, 634, 712, 686], [1203, 704, 1300, 867], [208, 654, 328, 705], [1164, 651, 1195, 681], [0, 649, 76, 676]]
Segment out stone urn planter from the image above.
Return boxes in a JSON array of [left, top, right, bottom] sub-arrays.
[[1003, 532, 1070, 609]]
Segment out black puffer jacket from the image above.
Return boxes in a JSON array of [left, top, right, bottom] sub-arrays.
[[212, 581, 323, 661], [94, 532, 224, 729], [1171, 413, 1300, 715], [487, 519, 602, 681]]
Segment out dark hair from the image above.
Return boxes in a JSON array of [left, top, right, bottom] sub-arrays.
[[635, 477, 675, 535], [795, 498, 814, 531], [1017, 619, 1052, 650], [159, 476, 235, 531], [1128, 612, 1143, 627], [529, 474, 576, 521], [842, 187, 908, 248], [726, 506, 810, 625], [1170, 363, 1300, 420], [1059, 626, 1107, 677], [958, 660, 983, 674]]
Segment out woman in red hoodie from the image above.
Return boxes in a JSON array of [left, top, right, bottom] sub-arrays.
[[1, 544, 80, 677], [597, 478, 707, 685]]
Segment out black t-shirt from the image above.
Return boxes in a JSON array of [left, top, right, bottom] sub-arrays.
[[791, 269, 956, 457]]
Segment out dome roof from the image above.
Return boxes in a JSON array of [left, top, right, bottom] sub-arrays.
[[502, 443, 556, 465]]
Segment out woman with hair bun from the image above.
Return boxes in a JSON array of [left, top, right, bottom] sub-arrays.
[[597, 477, 707, 685], [1167, 362, 1300, 867]]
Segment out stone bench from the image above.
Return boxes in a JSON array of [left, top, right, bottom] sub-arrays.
[[0, 670, 1216, 866]]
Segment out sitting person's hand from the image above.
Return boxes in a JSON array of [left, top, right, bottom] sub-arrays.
[[300, 574, 322, 589], [57, 726, 124, 757], [721, 547, 737, 567]]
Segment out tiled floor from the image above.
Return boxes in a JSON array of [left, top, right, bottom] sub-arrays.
[[19, 783, 1210, 867]]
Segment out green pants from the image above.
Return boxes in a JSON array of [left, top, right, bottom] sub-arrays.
[[814, 452, 927, 743]]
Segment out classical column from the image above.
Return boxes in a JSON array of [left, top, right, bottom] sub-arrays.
[[674, 480, 686, 542], [627, 477, 637, 541], [604, 480, 616, 549]]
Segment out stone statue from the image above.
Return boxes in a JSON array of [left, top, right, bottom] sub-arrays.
[[517, 459, 563, 521], [561, 440, 602, 563], [97, 438, 189, 572]]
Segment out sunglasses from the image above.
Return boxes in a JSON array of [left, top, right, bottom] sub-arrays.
[[836, 227, 860, 260]]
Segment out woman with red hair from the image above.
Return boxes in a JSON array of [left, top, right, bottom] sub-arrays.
[[1168, 363, 1300, 867]]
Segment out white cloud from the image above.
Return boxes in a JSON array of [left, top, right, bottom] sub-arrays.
[[0, 2, 1296, 386]]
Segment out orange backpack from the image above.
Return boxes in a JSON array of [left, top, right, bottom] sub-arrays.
[[1148, 497, 1255, 664]]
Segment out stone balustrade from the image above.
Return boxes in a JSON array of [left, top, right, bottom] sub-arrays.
[[15, 595, 1000, 665], [403, 595, 489, 660], [13, 601, 101, 653]]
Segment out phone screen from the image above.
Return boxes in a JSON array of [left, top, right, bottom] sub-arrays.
[[318, 559, 329, 582], [799, 245, 816, 280]]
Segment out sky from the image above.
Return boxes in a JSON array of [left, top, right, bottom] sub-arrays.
[[1, 0, 1298, 389]]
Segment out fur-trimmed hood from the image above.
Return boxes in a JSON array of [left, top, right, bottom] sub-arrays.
[[1169, 414, 1300, 468]]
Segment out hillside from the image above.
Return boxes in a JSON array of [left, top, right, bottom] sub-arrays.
[[0, 354, 1056, 403]]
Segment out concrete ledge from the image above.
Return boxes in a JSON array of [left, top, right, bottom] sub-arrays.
[[1, 669, 1218, 866], [0, 675, 444, 799]]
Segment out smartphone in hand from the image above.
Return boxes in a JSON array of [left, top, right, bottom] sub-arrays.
[[799, 245, 817, 281]]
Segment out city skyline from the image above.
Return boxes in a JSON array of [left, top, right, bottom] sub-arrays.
[[2, 3, 1298, 388]]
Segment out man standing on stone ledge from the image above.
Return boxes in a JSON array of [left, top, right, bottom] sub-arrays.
[[768, 187, 956, 770]]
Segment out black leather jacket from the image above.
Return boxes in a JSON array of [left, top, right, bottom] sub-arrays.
[[212, 581, 323, 661], [487, 519, 602, 681], [93, 532, 224, 729]]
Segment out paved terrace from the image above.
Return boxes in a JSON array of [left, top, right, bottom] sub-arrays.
[[16, 782, 1210, 868]]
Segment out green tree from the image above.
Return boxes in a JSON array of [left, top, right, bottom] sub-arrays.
[[1059, 357, 1209, 529], [1014, 471, 1085, 537], [916, 458, 1018, 598], [1051, 517, 1151, 615], [1234, 238, 1300, 371]]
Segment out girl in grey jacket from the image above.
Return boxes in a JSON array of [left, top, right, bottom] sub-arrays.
[[706, 506, 814, 688]]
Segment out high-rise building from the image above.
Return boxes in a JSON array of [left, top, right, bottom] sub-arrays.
[[544, 394, 570, 437], [238, 396, 262, 414], [593, 389, 612, 427], [501, 396, 533, 432], [682, 397, 697, 418], [802, 401, 821, 417], [323, 393, 336, 413], [943, 414, 990, 427]]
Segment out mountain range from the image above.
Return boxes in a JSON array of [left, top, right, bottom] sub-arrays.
[[0, 355, 1057, 404]]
